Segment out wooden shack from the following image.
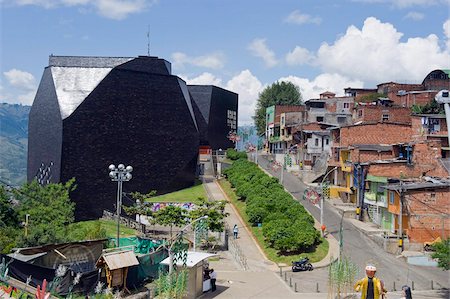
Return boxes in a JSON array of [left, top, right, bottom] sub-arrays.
[[96, 250, 139, 293]]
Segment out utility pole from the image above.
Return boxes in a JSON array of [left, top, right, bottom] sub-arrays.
[[398, 180, 404, 252]]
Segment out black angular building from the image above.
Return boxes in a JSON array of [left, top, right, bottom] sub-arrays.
[[28, 55, 218, 220], [188, 85, 238, 150]]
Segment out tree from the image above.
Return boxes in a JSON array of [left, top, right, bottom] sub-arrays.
[[431, 238, 450, 270], [154, 205, 187, 238], [14, 179, 76, 247], [189, 197, 229, 232], [0, 185, 18, 227], [253, 81, 302, 134]]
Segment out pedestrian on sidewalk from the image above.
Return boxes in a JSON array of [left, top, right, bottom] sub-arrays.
[[233, 224, 239, 239], [400, 285, 412, 299], [210, 268, 217, 292], [354, 264, 387, 299]]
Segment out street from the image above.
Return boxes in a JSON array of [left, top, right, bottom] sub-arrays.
[[257, 154, 450, 292]]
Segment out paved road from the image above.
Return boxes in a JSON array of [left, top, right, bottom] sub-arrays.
[[257, 154, 449, 293]]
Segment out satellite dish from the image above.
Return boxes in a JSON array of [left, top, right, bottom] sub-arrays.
[[435, 90, 450, 104]]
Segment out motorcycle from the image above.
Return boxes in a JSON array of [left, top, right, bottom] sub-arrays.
[[291, 257, 314, 272]]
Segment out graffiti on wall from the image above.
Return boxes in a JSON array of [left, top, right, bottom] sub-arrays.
[[151, 202, 196, 212]]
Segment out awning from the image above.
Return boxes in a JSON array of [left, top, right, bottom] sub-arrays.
[[366, 175, 388, 183], [160, 251, 218, 268]]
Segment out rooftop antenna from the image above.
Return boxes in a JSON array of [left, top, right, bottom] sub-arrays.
[[147, 25, 150, 56]]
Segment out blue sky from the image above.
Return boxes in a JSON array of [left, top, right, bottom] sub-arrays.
[[1, 0, 449, 124]]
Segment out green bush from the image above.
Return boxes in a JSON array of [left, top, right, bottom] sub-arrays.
[[226, 148, 248, 160], [224, 159, 320, 253]]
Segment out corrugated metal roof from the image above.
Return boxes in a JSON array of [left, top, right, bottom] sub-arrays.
[[101, 250, 139, 270]]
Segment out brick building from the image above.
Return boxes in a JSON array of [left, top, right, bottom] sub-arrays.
[[354, 104, 412, 124], [344, 87, 377, 102], [385, 181, 450, 244], [305, 92, 354, 126]]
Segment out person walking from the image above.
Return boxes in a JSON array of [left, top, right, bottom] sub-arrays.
[[354, 264, 387, 299], [400, 285, 412, 299], [210, 268, 217, 292], [233, 224, 239, 239]]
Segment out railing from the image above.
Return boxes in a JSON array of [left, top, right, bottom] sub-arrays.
[[225, 223, 249, 270]]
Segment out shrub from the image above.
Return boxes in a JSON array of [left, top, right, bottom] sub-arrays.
[[224, 159, 320, 253], [226, 149, 248, 160]]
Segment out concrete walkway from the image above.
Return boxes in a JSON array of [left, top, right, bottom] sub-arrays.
[[198, 177, 344, 298]]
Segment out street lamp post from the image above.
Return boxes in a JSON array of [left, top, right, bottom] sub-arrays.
[[108, 163, 133, 248], [320, 166, 338, 237], [169, 215, 208, 273]]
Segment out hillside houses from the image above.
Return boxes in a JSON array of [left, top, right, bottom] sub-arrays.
[[264, 69, 450, 247]]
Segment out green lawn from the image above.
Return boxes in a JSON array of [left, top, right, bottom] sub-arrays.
[[147, 180, 207, 204], [68, 219, 137, 240], [218, 179, 329, 264]]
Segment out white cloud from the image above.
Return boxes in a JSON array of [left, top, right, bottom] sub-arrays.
[[403, 11, 425, 20], [11, 0, 154, 20], [285, 46, 315, 66], [316, 17, 450, 84], [2, 69, 37, 105], [284, 10, 322, 25], [181, 72, 223, 86], [171, 52, 225, 70], [181, 70, 263, 125], [226, 70, 264, 125], [444, 19, 450, 38], [279, 73, 364, 102], [248, 38, 278, 68], [95, 0, 147, 20], [4, 69, 36, 90]]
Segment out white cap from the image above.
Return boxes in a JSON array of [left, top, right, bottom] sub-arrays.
[[365, 264, 377, 271]]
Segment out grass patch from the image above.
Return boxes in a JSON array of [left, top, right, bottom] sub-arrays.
[[148, 180, 206, 204], [68, 219, 137, 239], [218, 178, 329, 264]]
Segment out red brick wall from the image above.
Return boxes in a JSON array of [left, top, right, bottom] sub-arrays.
[[339, 123, 412, 147], [405, 190, 450, 243], [355, 106, 411, 124], [399, 91, 437, 108], [367, 141, 448, 178]]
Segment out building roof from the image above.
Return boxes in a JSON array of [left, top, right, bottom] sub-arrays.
[[160, 251, 218, 268], [411, 114, 446, 118], [338, 121, 411, 128], [99, 250, 139, 270], [383, 181, 450, 191]]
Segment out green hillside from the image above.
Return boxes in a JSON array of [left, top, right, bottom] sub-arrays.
[[0, 103, 30, 186]]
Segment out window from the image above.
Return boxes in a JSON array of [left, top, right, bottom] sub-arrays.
[[358, 110, 363, 118], [325, 138, 329, 145], [315, 138, 319, 146], [344, 102, 350, 109], [389, 192, 395, 204], [382, 114, 389, 121], [337, 117, 346, 123], [281, 116, 285, 125], [316, 116, 324, 122]]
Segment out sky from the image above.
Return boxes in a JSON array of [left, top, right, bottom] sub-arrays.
[[1, 0, 449, 125]]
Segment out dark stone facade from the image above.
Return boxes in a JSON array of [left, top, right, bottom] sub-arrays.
[[188, 85, 238, 150], [28, 56, 201, 220]]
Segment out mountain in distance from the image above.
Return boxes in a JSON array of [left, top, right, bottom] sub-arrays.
[[0, 103, 30, 186]]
